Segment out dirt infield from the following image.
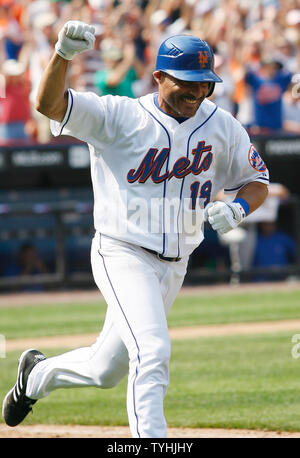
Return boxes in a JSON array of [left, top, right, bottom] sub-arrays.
[[1, 280, 300, 308], [4, 319, 300, 352], [1, 424, 300, 438]]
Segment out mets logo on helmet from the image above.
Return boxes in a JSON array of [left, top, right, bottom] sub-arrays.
[[198, 51, 209, 68], [248, 144, 267, 172]]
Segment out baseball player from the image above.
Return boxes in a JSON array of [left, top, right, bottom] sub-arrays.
[[2, 22, 269, 438]]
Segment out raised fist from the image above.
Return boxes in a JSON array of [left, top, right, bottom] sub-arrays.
[[55, 21, 95, 61]]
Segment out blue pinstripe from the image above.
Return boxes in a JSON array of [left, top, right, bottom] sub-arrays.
[[176, 105, 218, 257], [138, 98, 171, 256], [58, 89, 74, 136], [97, 234, 141, 437]]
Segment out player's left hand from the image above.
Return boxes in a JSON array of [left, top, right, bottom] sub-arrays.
[[204, 201, 246, 234]]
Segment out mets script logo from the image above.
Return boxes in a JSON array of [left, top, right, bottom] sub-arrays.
[[127, 141, 213, 184], [198, 51, 209, 68], [248, 144, 267, 172]]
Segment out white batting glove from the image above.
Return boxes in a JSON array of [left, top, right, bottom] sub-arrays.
[[55, 21, 95, 61], [204, 201, 247, 234]]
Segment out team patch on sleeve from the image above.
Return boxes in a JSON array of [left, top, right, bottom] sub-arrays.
[[248, 144, 267, 172]]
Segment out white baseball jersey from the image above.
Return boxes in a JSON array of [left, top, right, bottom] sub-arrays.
[[27, 87, 270, 439], [51, 89, 269, 258]]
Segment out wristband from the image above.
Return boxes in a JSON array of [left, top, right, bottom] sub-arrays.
[[233, 198, 250, 216]]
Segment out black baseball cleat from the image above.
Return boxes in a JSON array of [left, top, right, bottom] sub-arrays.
[[2, 348, 46, 427]]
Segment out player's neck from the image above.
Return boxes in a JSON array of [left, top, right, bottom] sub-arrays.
[[154, 94, 188, 124]]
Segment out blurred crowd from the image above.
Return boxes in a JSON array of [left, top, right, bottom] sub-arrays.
[[0, 0, 299, 144]]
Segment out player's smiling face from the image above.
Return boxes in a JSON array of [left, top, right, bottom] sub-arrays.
[[153, 71, 210, 118]]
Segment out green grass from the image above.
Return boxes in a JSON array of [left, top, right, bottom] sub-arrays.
[[166, 332, 300, 431], [1, 332, 300, 430], [0, 302, 106, 339], [168, 290, 300, 328], [1, 290, 300, 339]]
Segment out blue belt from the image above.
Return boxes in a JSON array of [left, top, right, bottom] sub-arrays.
[[143, 247, 181, 262]]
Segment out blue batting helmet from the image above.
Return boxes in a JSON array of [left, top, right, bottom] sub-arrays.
[[155, 35, 222, 97]]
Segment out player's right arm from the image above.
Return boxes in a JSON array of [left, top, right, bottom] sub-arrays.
[[36, 53, 70, 122], [36, 21, 95, 122]]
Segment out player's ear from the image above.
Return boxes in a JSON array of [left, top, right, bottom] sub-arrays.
[[153, 70, 164, 84]]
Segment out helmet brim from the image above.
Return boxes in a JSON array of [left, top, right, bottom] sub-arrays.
[[159, 68, 223, 83]]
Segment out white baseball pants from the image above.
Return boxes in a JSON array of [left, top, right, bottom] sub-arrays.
[[26, 233, 188, 438]]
